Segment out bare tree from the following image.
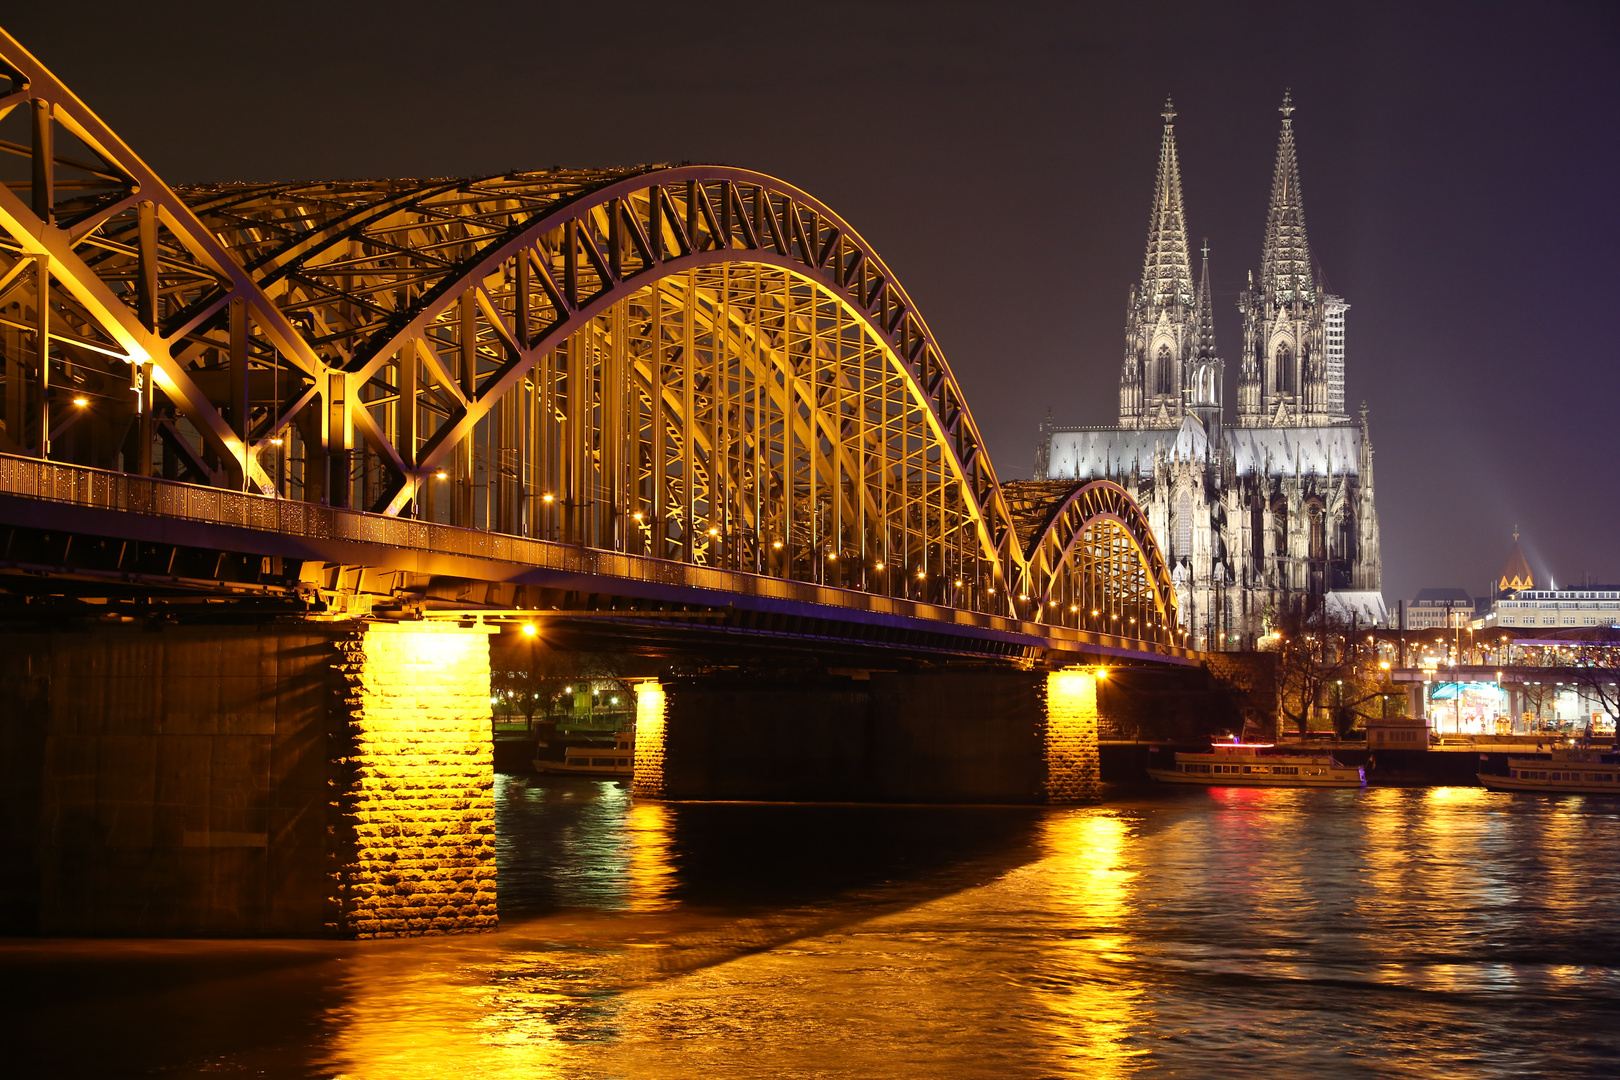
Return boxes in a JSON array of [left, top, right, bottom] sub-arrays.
[[1565, 626, 1620, 734], [490, 640, 631, 730], [1270, 607, 1390, 736]]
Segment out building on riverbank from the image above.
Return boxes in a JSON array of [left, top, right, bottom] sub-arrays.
[[1033, 95, 1381, 650]]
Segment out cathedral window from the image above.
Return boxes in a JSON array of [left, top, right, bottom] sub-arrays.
[[1275, 346, 1294, 394], [1175, 489, 1193, 559], [1156, 345, 1173, 395], [1308, 504, 1325, 560]]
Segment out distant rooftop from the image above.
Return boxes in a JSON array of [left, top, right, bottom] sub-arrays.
[[1412, 588, 1472, 605]]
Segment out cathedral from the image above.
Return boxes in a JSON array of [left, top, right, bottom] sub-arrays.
[[1033, 95, 1383, 649]]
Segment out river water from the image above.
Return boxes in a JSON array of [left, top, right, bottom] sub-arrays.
[[6, 777, 1619, 1078]]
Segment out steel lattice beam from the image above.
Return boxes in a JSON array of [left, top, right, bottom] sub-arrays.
[[0, 25, 1179, 646]]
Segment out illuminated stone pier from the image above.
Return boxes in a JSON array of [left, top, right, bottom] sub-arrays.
[[0, 621, 499, 938], [631, 668, 1103, 805], [332, 622, 499, 938]]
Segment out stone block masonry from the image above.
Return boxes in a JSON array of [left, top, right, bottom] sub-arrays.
[[0, 620, 500, 938], [332, 622, 499, 938], [1042, 670, 1102, 803]]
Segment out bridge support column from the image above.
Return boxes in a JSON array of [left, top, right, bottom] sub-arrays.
[[333, 621, 499, 938], [1041, 669, 1103, 804], [631, 667, 1103, 805], [0, 620, 498, 937]]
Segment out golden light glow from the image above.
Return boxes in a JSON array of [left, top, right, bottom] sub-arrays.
[[542, 492, 555, 503], [521, 623, 538, 637], [708, 527, 719, 536], [773, 540, 783, 549], [1031, 809, 1141, 1078], [875, 562, 885, 570], [72, 395, 89, 407], [632, 680, 667, 799], [434, 470, 448, 480]]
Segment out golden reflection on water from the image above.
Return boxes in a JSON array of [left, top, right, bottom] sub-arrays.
[[625, 800, 676, 912], [1030, 809, 1148, 1079]]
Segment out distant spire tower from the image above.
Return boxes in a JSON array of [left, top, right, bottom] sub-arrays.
[[1120, 98, 1198, 429]]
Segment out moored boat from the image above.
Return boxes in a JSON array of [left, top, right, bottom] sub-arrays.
[[1148, 740, 1365, 788], [1478, 750, 1620, 794], [534, 733, 634, 777]]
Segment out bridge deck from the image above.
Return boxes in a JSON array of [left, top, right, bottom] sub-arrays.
[[0, 453, 1197, 666]]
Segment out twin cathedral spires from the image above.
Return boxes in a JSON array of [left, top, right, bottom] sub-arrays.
[[1119, 93, 1350, 432]]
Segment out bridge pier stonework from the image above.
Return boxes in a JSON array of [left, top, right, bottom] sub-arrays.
[[0, 620, 498, 938], [631, 668, 1103, 805], [333, 622, 499, 938]]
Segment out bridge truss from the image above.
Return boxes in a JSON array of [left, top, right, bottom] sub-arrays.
[[0, 27, 1180, 647]]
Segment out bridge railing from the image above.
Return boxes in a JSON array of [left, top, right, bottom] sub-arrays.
[[0, 452, 1193, 660]]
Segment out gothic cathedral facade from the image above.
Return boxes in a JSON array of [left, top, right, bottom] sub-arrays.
[[1034, 96, 1383, 648]]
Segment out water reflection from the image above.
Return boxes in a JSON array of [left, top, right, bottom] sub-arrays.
[[1029, 810, 1146, 1079], [8, 784, 1620, 1078]]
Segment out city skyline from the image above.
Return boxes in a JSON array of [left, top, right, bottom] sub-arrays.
[[7, 1, 1616, 604]]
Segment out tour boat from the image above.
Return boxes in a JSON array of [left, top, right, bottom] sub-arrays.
[[1478, 750, 1620, 794], [1147, 740, 1365, 788], [534, 734, 634, 777]]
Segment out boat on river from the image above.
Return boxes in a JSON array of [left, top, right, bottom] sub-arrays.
[[534, 733, 634, 777], [1147, 740, 1365, 788], [1478, 750, 1620, 794]]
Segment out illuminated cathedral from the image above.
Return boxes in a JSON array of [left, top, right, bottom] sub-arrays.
[[1034, 95, 1383, 648]]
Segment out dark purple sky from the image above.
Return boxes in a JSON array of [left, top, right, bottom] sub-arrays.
[[11, 1, 1618, 602]]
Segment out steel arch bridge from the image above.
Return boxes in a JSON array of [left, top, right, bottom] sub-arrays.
[[0, 27, 1183, 656]]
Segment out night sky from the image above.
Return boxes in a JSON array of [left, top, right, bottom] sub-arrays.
[[9, 1, 1618, 604]]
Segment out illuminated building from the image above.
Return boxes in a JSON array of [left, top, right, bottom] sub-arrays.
[[1403, 588, 1475, 630], [1035, 94, 1382, 648], [1491, 588, 1620, 629]]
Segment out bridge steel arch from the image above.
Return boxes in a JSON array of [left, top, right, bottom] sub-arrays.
[[1005, 480, 1182, 643], [0, 27, 1179, 646]]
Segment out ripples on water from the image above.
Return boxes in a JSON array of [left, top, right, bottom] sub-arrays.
[[6, 780, 1619, 1078]]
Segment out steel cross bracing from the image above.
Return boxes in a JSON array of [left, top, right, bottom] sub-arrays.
[[0, 26, 1179, 646]]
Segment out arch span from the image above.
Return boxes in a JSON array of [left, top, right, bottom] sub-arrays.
[[0, 26, 1178, 640]]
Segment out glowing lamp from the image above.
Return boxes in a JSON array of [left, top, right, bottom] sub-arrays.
[[434, 470, 448, 480], [72, 395, 88, 407], [522, 623, 538, 637], [773, 540, 783, 549], [542, 493, 555, 503]]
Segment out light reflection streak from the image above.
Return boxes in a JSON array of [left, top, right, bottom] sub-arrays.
[[1029, 809, 1148, 1079], [625, 800, 676, 912]]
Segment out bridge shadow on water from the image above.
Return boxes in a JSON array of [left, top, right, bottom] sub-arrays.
[[494, 772, 1052, 977], [1, 775, 1056, 1079]]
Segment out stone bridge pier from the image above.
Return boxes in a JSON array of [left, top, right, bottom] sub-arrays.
[[0, 620, 498, 938], [632, 668, 1103, 805]]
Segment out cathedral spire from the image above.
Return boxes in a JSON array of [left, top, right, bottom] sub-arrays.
[[1195, 238, 1216, 360], [1140, 97, 1195, 309], [1260, 90, 1314, 305]]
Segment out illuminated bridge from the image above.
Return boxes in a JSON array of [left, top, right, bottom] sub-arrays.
[[0, 28, 1200, 938]]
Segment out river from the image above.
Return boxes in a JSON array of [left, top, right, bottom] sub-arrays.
[[6, 777, 1619, 1078]]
